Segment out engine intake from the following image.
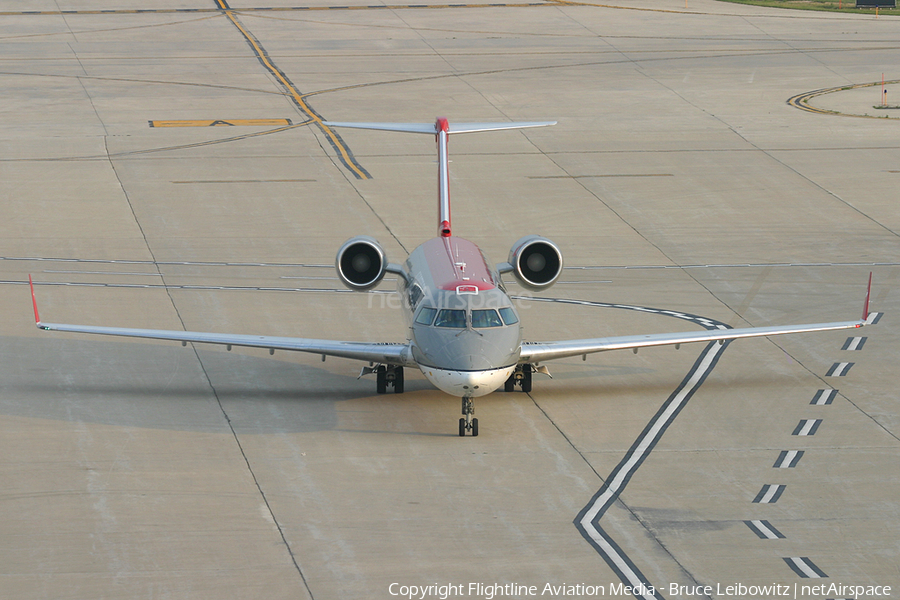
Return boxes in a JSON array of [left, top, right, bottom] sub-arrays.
[[336, 236, 387, 291], [506, 235, 563, 291]]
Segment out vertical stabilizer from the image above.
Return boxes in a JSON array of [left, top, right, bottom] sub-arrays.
[[323, 119, 556, 239], [435, 118, 452, 237]]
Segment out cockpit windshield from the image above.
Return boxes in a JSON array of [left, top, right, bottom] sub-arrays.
[[499, 307, 518, 325], [434, 309, 466, 328], [415, 306, 519, 328], [414, 306, 437, 326], [471, 309, 502, 328]]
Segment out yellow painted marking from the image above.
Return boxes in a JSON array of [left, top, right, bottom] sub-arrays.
[[788, 80, 900, 119], [149, 119, 293, 128], [215, 0, 372, 179], [529, 173, 673, 179], [172, 179, 315, 183]]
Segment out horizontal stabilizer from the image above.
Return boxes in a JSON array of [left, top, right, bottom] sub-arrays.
[[325, 118, 555, 239], [324, 121, 556, 135]]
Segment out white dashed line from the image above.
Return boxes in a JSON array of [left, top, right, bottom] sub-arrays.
[[753, 484, 786, 504], [784, 556, 827, 578], [811, 389, 837, 405], [826, 362, 853, 377], [745, 519, 786, 539], [792, 419, 822, 436], [842, 336, 866, 351], [774, 450, 804, 468]]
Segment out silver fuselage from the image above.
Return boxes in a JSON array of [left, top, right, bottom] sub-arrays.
[[398, 237, 522, 397]]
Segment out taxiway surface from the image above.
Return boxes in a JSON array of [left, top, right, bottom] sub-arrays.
[[1, 1, 898, 599]]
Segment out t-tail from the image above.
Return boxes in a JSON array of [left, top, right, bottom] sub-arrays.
[[323, 118, 556, 238]]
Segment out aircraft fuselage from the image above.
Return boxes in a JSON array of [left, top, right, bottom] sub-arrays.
[[399, 237, 521, 398]]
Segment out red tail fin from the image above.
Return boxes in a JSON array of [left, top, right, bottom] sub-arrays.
[[29, 274, 41, 325], [863, 271, 873, 322]]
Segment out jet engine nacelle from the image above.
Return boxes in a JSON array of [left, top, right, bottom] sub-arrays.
[[506, 235, 563, 291], [336, 236, 387, 291]]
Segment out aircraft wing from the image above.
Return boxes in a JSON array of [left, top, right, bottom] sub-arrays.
[[519, 319, 868, 364], [29, 278, 413, 366], [522, 273, 874, 363]]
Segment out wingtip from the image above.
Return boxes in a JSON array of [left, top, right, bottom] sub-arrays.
[[863, 271, 873, 322], [29, 274, 42, 327]]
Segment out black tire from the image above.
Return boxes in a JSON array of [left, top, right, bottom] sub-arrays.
[[459, 418, 466, 437], [504, 374, 516, 392], [521, 364, 533, 393], [393, 367, 404, 394], [471, 418, 478, 437], [376, 365, 387, 394]]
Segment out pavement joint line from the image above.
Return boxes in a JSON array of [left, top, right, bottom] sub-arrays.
[[0, 3, 556, 16]]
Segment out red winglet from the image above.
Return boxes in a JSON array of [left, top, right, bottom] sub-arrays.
[[862, 271, 873, 322], [29, 274, 41, 325]]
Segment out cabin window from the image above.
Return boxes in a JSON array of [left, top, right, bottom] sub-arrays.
[[414, 306, 437, 326], [471, 309, 503, 328], [434, 309, 466, 328], [499, 307, 519, 326], [408, 284, 424, 308]]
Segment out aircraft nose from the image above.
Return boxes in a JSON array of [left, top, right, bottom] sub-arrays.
[[454, 352, 494, 371], [419, 364, 516, 398], [417, 330, 519, 372]]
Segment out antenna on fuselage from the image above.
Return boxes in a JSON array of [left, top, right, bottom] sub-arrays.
[[323, 118, 556, 238]]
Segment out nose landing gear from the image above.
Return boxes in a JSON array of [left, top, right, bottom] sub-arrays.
[[459, 396, 478, 436]]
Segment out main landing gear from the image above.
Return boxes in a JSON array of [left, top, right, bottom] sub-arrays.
[[366, 364, 404, 394], [459, 396, 478, 437], [504, 363, 533, 393]]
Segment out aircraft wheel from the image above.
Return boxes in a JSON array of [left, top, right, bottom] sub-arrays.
[[521, 364, 533, 393], [376, 365, 387, 394], [471, 418, 478, 437], [504, 374, 516, 392], [393, 367, 404, 394], [459, 418, 466, 437]]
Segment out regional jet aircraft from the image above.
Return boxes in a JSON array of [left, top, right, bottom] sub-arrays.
[[29, 118, 873, 435]]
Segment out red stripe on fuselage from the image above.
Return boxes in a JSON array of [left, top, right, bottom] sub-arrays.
[[420, 237, 496, 291]]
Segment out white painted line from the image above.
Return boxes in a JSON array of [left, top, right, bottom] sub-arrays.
[[577, 336, 728, 599], [811, 389, 837, 405], [745, 519, 785, 539], [842, 336, 866, 351], [793, 419, 822, 436], [784, 556, 827, 578], [826, 362, 853, 377], [774, 450, 803, 468], [579, 530, 659, 600], [753, 484, 786, 504], [582, 344, 725, 519]]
